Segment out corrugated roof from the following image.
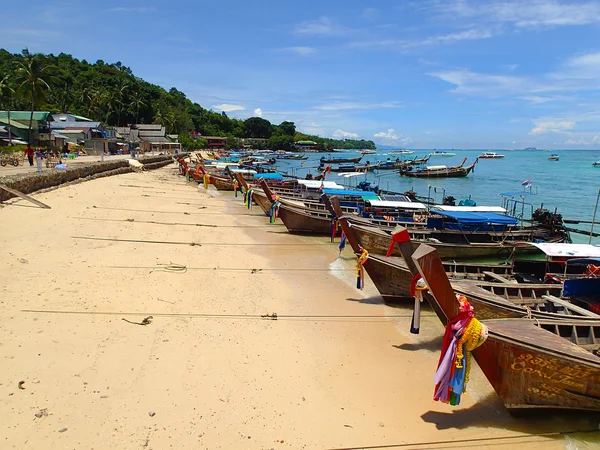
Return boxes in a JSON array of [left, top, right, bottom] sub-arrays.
[[139, 136, 170, 143], [0, 111, 50, 121], [138, 129, 166, 137], [135, 124, 163, 130], [51, 121, 101, 129], [59, 129, 86, 134], [0, 118, 29, 129]]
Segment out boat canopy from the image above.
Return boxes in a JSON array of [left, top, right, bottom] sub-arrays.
[[425, 165, 447, 170], [434, 210, 519, 225], [230, 169, 256, 175], [337, 172, 365, 178], [297, 180, 345, 189], [321, 189, 379, 199], [529, 243, 600, 258], [366, 200, 427, 210], [434, 205, 507, 213], [253, 172, 282, 179]]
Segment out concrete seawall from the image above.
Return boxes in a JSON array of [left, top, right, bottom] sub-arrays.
[[0, 154, 183, 202]]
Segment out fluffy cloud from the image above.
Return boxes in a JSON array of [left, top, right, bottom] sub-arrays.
[[332, 129, 359, 139], [213, 104, 245, 112], [253, 108, 262, 117], [294, 17, 344, 35], [373, 129, 413, 144], [530, 120, 575, 135]]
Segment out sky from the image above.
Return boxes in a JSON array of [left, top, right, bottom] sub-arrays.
[[2, 0, 600, 149]]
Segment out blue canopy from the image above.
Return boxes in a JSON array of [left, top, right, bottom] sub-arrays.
[[322, 189, 379, 199], [254, 172, 282, 180], [435, 210, 518, 225]]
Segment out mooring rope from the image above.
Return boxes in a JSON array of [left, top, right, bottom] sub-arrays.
[[72, 236, 333, 246], [71, 217, 281, 228]]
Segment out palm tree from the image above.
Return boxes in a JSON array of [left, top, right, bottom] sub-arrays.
[[0, 75, 15, 145], [130, 92, 146, 124], [16, 49, 54, 145]]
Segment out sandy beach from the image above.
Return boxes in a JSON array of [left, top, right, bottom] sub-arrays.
[[1, 161, 598, 449]]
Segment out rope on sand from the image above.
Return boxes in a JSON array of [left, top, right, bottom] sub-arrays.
[[72, 236, 332, 246], [21, 309, 425, 320], [71, 217, 281, 228], [105, 265, 357, 273]]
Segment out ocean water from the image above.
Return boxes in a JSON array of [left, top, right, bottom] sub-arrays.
[[274, 149, 600, 244]]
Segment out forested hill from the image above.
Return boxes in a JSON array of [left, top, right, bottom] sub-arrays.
[[0, 49, 376, 150]]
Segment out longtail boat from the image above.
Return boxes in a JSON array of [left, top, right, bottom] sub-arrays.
[[399, 157, 477, 178], [411, 244, 600, 412], [320, 155, 363, 164], [350, 220, 526, 259]]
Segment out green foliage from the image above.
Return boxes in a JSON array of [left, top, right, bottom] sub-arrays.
[[0, 49, 376, 150]]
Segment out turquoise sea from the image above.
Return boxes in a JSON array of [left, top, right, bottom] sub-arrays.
[[273, 149, 600, 244]]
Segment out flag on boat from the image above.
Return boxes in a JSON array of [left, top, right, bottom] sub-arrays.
[[522, 179, 533, 188]]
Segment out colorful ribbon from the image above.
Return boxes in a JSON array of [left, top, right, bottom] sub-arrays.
[[338, 231, 346, 254], [203, 173, 210, 189], [245, 188, 253, 209], [270, 201, 280, 224], [386, 228, 411, 257], [356, 247, 369, 289]]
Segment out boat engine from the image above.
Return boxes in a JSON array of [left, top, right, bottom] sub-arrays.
[[532, 208, 563, 227], [442, 195, 456, 206], [404, 190, 417, 201]]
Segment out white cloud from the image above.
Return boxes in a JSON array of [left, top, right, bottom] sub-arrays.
[[429, 0, 600, 28], [430, 70, 527, 97], [213, 104, 245, 112], [520, 95, 567, 104], [294, 17, 344, 35], [332, 129, 359, 139], [530, 119, 575, 135], [253, 108, 263, 117], [108, 7, 157, 12], [373, 129, 413, 144], [313, 101, 402, 111], [274, 46, 316, 56], [565, 137, 589, 145], [348, 28, 494, 50]]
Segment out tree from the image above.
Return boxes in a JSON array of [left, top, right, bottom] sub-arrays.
[[278, 121, 296, 136], [0, 74, 15, 145], [268, 134, 294, 151], [16, 49, 54, 144], [244, 116, 272, 139], [130, 91, 146, 124]]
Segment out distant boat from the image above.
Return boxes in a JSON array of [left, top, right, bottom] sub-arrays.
[[389, 150, 414, 155], [524, 147, 538, 151], [361, 149, 377, 155], [429, 151, 456, 158], [593, 161, 600, 167], [548, 154, 560, 161], [479, 152, 505, 159]]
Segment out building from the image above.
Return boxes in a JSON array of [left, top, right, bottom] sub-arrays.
[[189, 130, 227, 148], [0, 111, 51, 146], [295, 140, 318, 151], [117, 124, 180, 154]]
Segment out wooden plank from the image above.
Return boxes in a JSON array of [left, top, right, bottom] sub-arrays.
[[0, 184, 51, 209], [542, 295, 600, 318], [483, 271, 513, 283]]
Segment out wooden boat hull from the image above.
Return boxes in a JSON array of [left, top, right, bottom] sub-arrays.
[[400, 165, 474, 178], [320, 156, 363, 164], [412, 244, 600, 412], [210, 176, 235, 191], [278, 204, 339, 234], [351, 222, 519, 259], [250, 190, 272, 216]]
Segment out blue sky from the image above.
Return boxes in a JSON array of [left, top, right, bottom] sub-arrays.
[[2, 0, 600, 149]]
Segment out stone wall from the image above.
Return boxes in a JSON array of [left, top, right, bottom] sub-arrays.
[[0, 154, 183, 202]]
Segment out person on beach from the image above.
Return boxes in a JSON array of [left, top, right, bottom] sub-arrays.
[[24, 145, 34, 166]]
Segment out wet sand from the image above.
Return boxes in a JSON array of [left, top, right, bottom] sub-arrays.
[[1, 162, 598, 449]]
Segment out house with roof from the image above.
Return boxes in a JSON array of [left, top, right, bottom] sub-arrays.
[[189, 130, 226, 148], [0, 111, 52, 146], [49, 114, 108, 154]]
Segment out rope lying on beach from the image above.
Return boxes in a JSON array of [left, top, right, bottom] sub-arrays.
[[21, 310, 430, 321], [91, 206, 268, 216], [105, 265, 357, 273], [72, 236, 332, 246], [326, 428, 600, 450], [71, 217, 281, 228]]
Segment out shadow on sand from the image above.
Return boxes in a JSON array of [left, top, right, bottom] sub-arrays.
[[393, 335, 443, 352], [346, 296, 385, 305]]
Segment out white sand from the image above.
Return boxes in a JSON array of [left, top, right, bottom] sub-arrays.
[[0, 163, 596, 449]]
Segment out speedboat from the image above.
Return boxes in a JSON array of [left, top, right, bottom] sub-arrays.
[[548, 154, 560, 161], [389, 150, 414, 155], [479, 152, 505, 159], [429, 151, 456, 157], [593, 161, 600, 167], [361, 149, 377, 155]]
